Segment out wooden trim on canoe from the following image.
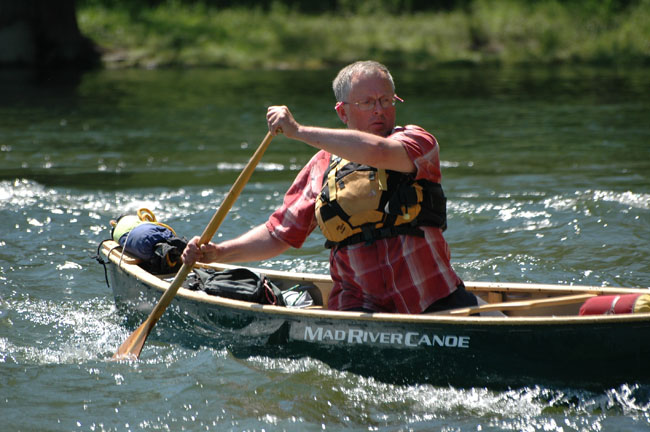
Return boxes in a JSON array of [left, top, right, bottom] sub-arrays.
[[465, 281, 650, 296], [103, 242, 142, 265], [433, 293, 598, 316], [100, 241, 650, 325]]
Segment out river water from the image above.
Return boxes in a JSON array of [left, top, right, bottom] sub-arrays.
[[1, 65, 649, 431]]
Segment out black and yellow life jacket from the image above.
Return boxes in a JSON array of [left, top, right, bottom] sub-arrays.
[[315, 156, 447, 248]]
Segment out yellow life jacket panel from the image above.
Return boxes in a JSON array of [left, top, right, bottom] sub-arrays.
[[315, 156, 447, 248]]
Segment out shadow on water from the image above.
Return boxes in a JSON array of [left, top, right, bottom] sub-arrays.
[[0, 68, 87, 106]]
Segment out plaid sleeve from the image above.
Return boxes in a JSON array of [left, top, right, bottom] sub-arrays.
[[391, 125, 441, 183]]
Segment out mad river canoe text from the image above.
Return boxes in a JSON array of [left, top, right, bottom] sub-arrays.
[[298, 326, 470, 348]]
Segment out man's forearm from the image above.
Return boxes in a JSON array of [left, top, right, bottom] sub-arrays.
[[293, 126, 414, 173], [217, 224, 290, 263]]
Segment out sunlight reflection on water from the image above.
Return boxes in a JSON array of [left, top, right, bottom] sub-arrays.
[[0, 66, 648, 431]]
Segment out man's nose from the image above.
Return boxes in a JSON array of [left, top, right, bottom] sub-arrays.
[[372, 99, 385, 113]]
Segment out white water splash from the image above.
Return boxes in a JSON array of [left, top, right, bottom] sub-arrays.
[[2, 296, 127, 365]]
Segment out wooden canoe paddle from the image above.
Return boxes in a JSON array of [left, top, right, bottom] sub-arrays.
[[113, 132, 274, 360]]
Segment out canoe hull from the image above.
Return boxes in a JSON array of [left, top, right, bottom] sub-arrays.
[[107, 263, 650, 389]]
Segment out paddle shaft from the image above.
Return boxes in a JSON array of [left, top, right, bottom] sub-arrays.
[[113, 132, 274, 359]]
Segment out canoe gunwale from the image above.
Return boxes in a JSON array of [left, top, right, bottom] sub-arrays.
[[101, 241, 650, 326]]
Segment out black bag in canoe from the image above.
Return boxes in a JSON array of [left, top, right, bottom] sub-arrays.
[[183, 267, 285, 306]]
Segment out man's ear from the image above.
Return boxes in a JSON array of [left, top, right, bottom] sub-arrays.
[[335, 104, 348, 125]]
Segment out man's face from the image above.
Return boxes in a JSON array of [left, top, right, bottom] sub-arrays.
[[338, 72, 396, 137]]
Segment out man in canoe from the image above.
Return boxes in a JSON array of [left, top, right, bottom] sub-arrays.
[[182, 60, 477, 314]]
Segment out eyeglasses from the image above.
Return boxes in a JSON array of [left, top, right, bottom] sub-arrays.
[[335, 95, 404, 111]]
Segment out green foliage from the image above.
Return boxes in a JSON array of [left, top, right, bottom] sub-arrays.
[[76, 0, 472, 14], [77, 0, 650, 69], [76, 0, 640, 14]]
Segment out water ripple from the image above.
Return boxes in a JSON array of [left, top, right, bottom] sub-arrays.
[[2, 295, 125, 365]]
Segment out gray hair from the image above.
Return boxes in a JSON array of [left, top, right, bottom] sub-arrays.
[[332, 60, 395, 102]]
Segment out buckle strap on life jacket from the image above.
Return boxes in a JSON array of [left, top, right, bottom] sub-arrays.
[[325, 224, 424, 249], [384, 183, 419, 216]]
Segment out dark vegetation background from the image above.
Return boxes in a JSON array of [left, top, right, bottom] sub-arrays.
[[0, 0, 648, 69], [76, 0, 638, 14]]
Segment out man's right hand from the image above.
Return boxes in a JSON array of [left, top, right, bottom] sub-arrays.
[[266, 105, 300, 138], [181, 236, 218, 266]]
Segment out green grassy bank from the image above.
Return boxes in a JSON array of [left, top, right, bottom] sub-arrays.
[[78, 0, 650, 69]]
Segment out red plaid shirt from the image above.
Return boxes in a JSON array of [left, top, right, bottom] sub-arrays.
[[266, 125, 462, 313]]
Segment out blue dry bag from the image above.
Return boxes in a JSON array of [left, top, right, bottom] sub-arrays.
[[118, 223, 174, 261]]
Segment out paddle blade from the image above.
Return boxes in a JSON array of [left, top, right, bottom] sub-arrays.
[[112, 317, 156, 360], [111, 264, 192, 360]]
